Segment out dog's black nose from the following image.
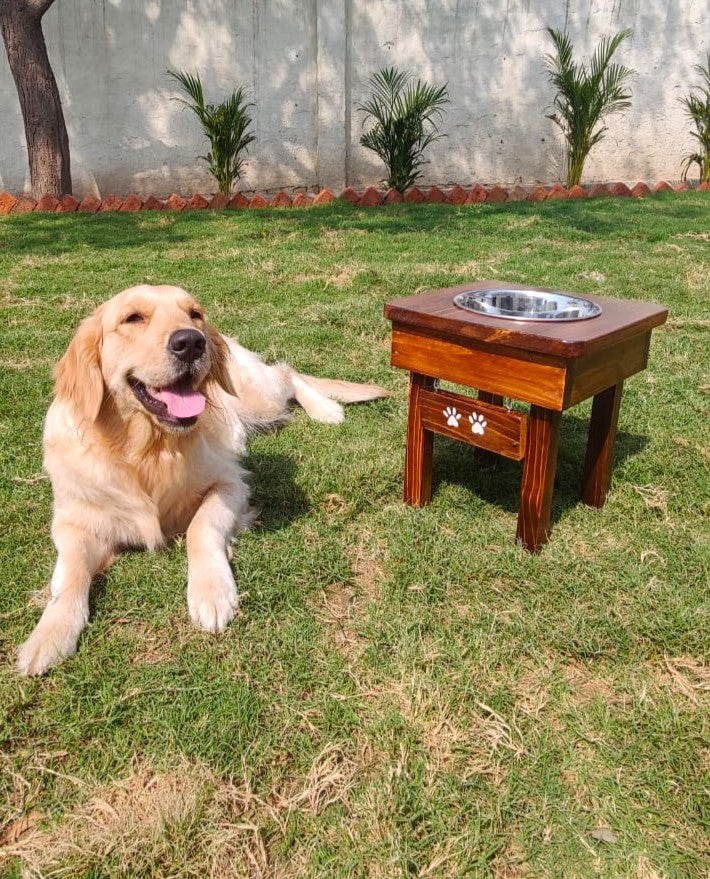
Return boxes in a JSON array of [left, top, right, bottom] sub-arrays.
[[168, 329, 206, 364]]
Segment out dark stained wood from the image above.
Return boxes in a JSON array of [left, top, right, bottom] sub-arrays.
[[516, 406, 562, 552], [581, 382, 624, 507], [478, 391, 504, 407], [385, 281, 668, 359], [386, 282, 668, 552], [475, 391, 505, 462], [565, 333, 649, 407], [391, 327, 567, 410], [404, 373, 434, 506], [418, 387, 527, 460]]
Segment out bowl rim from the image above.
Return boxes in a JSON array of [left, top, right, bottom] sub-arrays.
[[453, 288, 603, 322]]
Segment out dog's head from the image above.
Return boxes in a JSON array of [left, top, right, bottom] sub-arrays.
[[54, 285, 234, 431]]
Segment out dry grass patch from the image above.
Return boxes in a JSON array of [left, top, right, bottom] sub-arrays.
[[3, 757, 218, 877], [511, 657, 555, 719], [0, 754, 43, 846], [386, 678, 472, 776], [561, 660, 617, 707], [326, 264, 363, 288], [0, 356, 54, 370], [106, 619, 177, 666], [491, 840, 531, 878], [404, 259, 481, 278], [350, 532, 386, 601], [292, 262, 363, 289], [667, 317, 710, 328], [577, 269, 607, 284], [321, 582, 361, 654], [636, 855, 665, 879], [369, 675, 525, 786], [632, 484, 670, 518], [318, 228, 347, 252], [505, 215, 541, 230], [685, 262, 709, 293], [319, 531, 386, 658], [3, 744, 365, 879], [650, 655, 710, 705], [269, 742, 360, 817], [414, 834, 482, 879]]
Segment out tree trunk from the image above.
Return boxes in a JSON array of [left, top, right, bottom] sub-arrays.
[[0, 0, 71, 198]]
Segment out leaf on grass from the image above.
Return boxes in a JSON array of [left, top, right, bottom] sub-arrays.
[[589, 826, 618, 844], [0, 812, 44, 847]]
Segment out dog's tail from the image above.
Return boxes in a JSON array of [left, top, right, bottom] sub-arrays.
[[299, 375, 390, 403], [292, 374, 390, 424]]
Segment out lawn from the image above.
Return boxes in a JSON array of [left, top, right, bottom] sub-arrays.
[[0, 194, 708, 878]]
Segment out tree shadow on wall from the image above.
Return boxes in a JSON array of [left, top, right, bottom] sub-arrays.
[[29, 0, 702, 197]]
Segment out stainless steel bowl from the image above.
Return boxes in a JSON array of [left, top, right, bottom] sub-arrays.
[[453, 289, 602, 321]]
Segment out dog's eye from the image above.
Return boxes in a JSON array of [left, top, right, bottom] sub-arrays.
[[123, 313, 144, 324], [189, 310, 203, 321]]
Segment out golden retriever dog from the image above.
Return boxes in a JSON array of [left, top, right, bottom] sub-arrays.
[[18, 284, 387, 675]]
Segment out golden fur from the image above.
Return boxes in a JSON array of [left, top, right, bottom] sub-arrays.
[[18, 284, 387, 675]]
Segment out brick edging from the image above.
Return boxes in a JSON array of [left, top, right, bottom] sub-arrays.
[[1, 181, 708, 215]]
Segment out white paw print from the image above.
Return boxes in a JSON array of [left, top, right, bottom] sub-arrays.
[[469, 412, 487, 435], [443, 406, 462, 427]]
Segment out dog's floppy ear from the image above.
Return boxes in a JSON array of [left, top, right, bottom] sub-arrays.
[[54, 312, 105, 422], [204, 323, 236, 396]]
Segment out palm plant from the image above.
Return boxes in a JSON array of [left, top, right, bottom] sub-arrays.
[[544, 28, 634, 188], [168, 69, 255, 196], [358, 67, 449, 193], [679, 55, 710, 184]]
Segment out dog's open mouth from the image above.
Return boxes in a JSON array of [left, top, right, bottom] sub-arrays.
[[128, 375, 206, 427]]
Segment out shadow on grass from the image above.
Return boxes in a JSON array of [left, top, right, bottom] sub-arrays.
[[0, 212, 192, 255], [433, 412, 648, 526], [2, 191, 707, 257], [243, 451, 310, 531]]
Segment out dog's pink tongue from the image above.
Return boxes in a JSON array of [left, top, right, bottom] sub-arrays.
[[153, 386, 206, 419]]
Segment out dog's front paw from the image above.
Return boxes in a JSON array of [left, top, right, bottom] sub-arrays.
[[18, 624, 76, 676], [18, 636, 63, 676], [17, 598, 88, 676], [187, 571, 238, 634]]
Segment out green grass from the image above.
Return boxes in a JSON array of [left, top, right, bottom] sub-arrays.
[[0, 195, 708, 878]]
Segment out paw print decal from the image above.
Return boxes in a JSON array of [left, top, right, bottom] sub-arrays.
[[469, 412, 487, 435], [443, 406, 462, 428]]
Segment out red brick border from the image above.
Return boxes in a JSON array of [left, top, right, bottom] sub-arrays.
[[1, 181, 706, 215]]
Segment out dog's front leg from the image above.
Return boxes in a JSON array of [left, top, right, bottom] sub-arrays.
[[186, 482, 249, 633], [18, 523, 113, 675]]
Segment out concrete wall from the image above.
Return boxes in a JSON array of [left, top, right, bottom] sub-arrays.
[[1, 0, 707, 197]]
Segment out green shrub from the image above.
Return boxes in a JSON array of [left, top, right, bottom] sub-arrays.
[[358, 67, 449, 193], [168, 69, 255, 196], [544, 28, 634, 188], [680, 55, 710, 184]]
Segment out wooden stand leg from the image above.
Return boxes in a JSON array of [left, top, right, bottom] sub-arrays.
[[404, 373, 434, 506], [581, 381, 624, 508], [516, 406, 561, 552]]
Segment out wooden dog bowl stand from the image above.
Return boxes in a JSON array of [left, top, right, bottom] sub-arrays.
[[384, 281, 668, 552]]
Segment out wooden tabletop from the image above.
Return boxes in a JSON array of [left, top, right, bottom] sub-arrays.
[[385, 281, 668, 359]]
